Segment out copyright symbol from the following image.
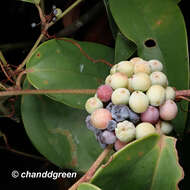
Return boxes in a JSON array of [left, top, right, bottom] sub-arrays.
[[11, 170, 19, 178]]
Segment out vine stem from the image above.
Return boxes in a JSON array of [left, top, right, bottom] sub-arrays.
[[175, 90, 190, 97], [68, 145, 113, 190]]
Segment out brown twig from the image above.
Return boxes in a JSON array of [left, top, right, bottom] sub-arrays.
[[68, 145, 113, 190], [175, 90, 190, 97]]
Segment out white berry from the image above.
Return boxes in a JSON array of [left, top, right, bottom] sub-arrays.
[[110, 72, 128, 89], [111, 88, 130, 105], [131, 73, 151, 91], [85, 97, 103, 114], [105, 75, 112, 86], [165, 86, 176, 100], [130, 57, 144, 64], [160, 121, 173, 135], [134, 61, 151, 74], [136, 122, 156, 139], [150, 71, 168, 87], [127, 78, 134, 93], [129, 91, 149, 113], [110, 64, 118, 75], [146, 85, 166, 106], [148, 59, 163, 72], [115, 120, 136, 143], [116, 61, 134, 77]]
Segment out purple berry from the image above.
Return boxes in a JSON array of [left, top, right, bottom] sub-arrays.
[[100, 130, 116, 144], [106, 102, 114, 112], [94, 131, 107, 149], [107, 120, 117, 131], [141, 106, 159, 124], [111, 105, 129, 122], [97, 85, 113, 102], [85, 115, 100, 133], [128, 108, 140, 125]]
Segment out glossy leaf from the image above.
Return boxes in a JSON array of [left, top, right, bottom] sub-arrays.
[[26, 39, 114, 109], [17, 0, 40, 4], [78, 183, 102, 190], [91, 134, 184, 190], [109, 0, 189, 134], [21, 80, 102, 172], [114, 33, 137, 63]]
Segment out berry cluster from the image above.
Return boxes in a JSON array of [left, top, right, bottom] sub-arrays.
[[85, 57, 177, 151]]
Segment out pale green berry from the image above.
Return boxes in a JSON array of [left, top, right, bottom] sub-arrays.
[[134, 61, 151, 74], [111, 88, 130, 105], [85, 97, 103, 114], [129, 91, 149, 113], [136, 122, 156, 139], [116, 61, 134, 77], [110, 64, 118, 75], [146, 85, 166, 106], [160, 121, 173, 135], [148, 59, 163, 72], [115, 120, 136, 143], [127, 78, 134, 93], [105, 75, 112, 86], [150, 71, 168, 87], [110, 72, 128, 89], [130, 57, 144, 64], [165, 86, 176, 100], [54, 8, 62, 18], [131, 73, 151, 92]]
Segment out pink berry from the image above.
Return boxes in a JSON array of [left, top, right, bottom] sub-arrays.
[[90, 108, 112, 129], [97, 85, 113, 102], [141, 106, 159, 124], [159, 100, 178, 120], [114, 139, 127, 151]]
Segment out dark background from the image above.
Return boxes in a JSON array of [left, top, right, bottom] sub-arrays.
[[0, 0, 189, 189]]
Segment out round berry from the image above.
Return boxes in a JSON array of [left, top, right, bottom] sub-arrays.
[[111, 88, 130, 105], [141, 106, 159, 124], [110, 64, 118, 75], [31, 22, 36, 28], [148, 59, 163, 72], [110, 105, 129, 122], [160, 121, 173, 135], [105, 75, 112, 86], [85, 97, 103, 114], [165, 86, 176, 100], [100, 130, 116, 144], [129, 91, 149, 113], [131, 73, 151, 91], [91, 108, 112, 129], [146, 85, 166, 106], [130, 57, 144, 64], [114, 140, 127, 151], [115, 120, 136, 143], [54, 8, 62, 18], [110, 72, 128, 89], [107, 120, 117, 131], [159, 100, 178, 120], [150, 71, 168, 87], [97, 85, 113, 102], [134, 61, 151, 74], [136, 122, 156, 139], [116, 61, 134, 77], [127, 78, 134, 93], [85, 115, 100, 133], [128, 108, 140, 125]]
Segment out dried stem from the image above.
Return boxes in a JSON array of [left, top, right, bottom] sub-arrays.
[[69, 145, 113, 190], [175, 90, 190, 97]]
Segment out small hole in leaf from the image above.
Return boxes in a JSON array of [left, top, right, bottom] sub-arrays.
[[144, 39, 156, 48]]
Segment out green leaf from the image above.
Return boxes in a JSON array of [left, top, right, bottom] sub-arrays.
[[78, 183, 102, 190], [17, 0, 40, 4], [114, 33, 137, 64], [26, 39, 114, 109], [109, 0, 189, 134], [91, 134, 184, 190], [21, 80, 102, 172]]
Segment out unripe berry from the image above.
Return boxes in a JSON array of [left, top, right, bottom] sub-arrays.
[[91, 108, 112, 129], [165, 86, 176, 100], [127, 78, 134, 93], [100, 130, 116, 144], [54, 8, 62, 18], [160, 121, 173, 135], [110, 72, 128, 89], [140, 106, 159, 124], [115, 120, 136, 143], [148, 59, 163, 72], [129, 91, 149, 113], [97, 85, 113, 102], [134, 61, 151, 74], [146, 85, 165, 106], [116, 61, 134, 77], [130, 57, 144, 64], [114, 139, 127, 151], [150, 71, 168, 87], [111, 88, 130, 105], [110, 64, 118, 75], [105, 75, 112, 86], [136, 122, 156, 139], [85, 97, 103, 114], [159, 100, 178, 120], [131, 73, 151, 91]]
